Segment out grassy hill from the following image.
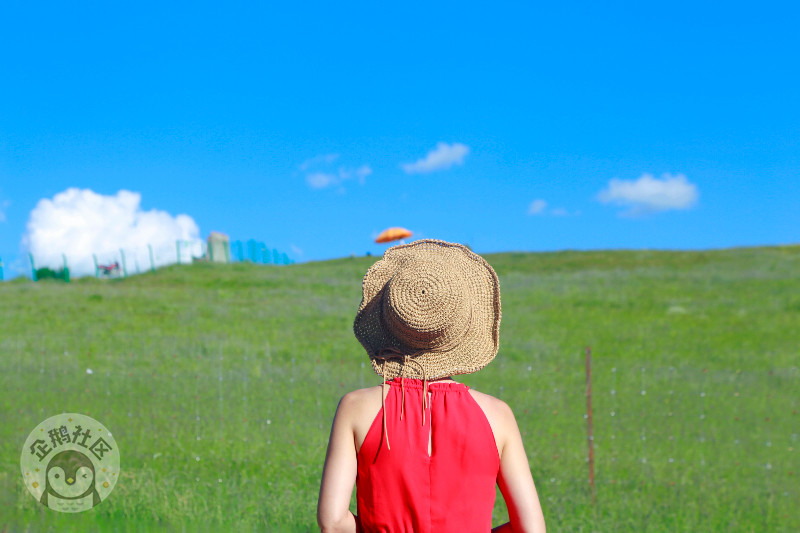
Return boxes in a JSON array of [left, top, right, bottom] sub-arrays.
[[1, 246, 799, 531]]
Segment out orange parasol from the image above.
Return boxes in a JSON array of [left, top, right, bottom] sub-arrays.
[[375, 227, 413, 244]]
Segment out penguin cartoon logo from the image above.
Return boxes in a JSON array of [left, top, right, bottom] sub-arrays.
[[40, 450, 101, 512], [21, 412, 120, 512]]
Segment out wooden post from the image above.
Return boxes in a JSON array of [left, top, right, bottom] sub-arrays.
[[585, 346, 596, 504]]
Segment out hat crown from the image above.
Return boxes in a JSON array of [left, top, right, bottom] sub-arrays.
[[382, 258, 471, 350], [353, 239, 501, 381]]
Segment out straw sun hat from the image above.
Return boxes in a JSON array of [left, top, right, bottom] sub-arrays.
[[353, 239, 501, 381]]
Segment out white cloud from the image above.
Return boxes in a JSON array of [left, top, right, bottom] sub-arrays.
[[335, 165, 373, 184], [306, 172, 338, 189], [527, 199, 548, 215], [401, 142, 469, 174], [23, 188, 203, 277], [354, 165, 372, 183], [597, 173, 699, 216], [300, 155, 371, 190], [0, 188, 9, 222], [299, 153, 339, 171], [527, 199, 577, 217]]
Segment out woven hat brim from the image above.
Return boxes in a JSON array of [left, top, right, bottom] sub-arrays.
[[353, 240, 501, 380]]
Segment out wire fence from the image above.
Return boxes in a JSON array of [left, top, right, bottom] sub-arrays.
[[1, 239, 294, 282]]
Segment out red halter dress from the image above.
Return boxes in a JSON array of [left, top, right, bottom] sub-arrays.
[[356, 377, 500, 532]]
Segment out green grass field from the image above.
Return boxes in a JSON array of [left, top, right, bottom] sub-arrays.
[[1, 246, 798, 532]]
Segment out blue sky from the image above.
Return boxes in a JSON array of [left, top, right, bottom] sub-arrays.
[[1, 1, 798, 276]]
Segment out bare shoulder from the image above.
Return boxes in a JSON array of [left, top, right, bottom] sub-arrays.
[[338, 385, 383, 415], [468, 388, 515, 422], [338, 385, 384, 452], [468, 388, 519, 457]]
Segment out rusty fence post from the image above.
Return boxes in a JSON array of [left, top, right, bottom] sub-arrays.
[[586, 346, 596, 504]]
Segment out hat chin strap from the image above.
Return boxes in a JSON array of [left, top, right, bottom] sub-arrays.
[[374, 352, 430, 452], [380, 362, 390, 451], [402, 355, 428, 426]]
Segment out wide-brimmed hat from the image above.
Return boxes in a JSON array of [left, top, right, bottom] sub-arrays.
[[353, 239, 501, 380]]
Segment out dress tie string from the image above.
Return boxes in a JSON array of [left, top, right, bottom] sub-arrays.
[[402, 355, 428, 426], [381, 362, 390, 450], [374, 350, 431, 452], [400, 376, 405, 421]]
